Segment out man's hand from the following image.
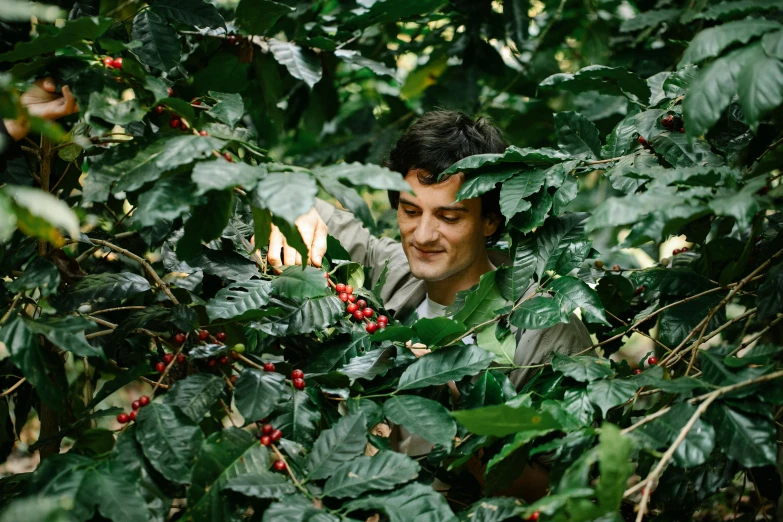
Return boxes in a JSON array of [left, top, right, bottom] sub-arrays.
[[256, 207, 328, 271], [3, 77, 80, 141]]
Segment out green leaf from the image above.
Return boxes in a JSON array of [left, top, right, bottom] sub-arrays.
[[0, 496, 76, 522], [384, 395, 456, 448], [87, 93, 146, 126], [188, 428, 270, 522], [164, 374, 225, 423], [268, 39, 322, 89], [476, 323, 516, 366], [451, 402, 560, 437], [7, 257, 60, 296], [496, 232, 537, 301], [441, 146, 571, 177], [695, 0, 782, 21], [135, 403, 204, 483], [317, 177, 375, 229], [459, 497, 525, 522], [130, 10, 181, 71], [86, 467, 150, 522], [552, 176, 578, 216], [412, 316, 467, 348], [335, 49, 397, 77], [485, 428, 552, 482], [133, 174, 203, 227], [757, 263, 783, 320], [536, 212, 592, 277], [22, 315, 104, 359], [306, 412, 367, 481], [188, 249, 260, 281], [586, 379, 637, 417], [313, 162, 411, 192], [55, 272, 151, 310], [498, 170, 546, 219], [234, 0, 293, 35], [620, 8, 681, 32], [682, 44, 757, 139], [234, 370, 286, 423], [763, 28, 783, 59], [105, 136, 223, 194], [177, 190, 233, 260], [595, 424, 633, 511], [0, 192, 15, 243], [255, 295, 344, 336], [679, 18, 781, 66], [323, 451, 420, 499], [540, 65, 651, 101], [551, 354, 613, 382], [554, 111, 602, 159], [343, 482, 457, 522], [275, 390, 321, 445], [649, 133, 725, 168], [708, 403, 776, 468], [509, 297, 565, 330], [638, 403, 715, 468], [548, 276, 610, 325], [397, 345, 494, 391], [0, 16, 112, 62], [224, 473, 295, 499], [192, 161, 267, 195], [207, 91, 244, 128], [708, 178, 766, 230], [150, 0, 225, 29], [206, 279, 274, 322], [271, 266, 329, 299], [339, 347, 394, 381], [253, 171, 318, 225], [451, 271, 508, 328], [454, 168, 517, 202], [6, 185, 80, 241], [563, 388, 596, 426], [737, 45, 783, 130], [263, 494, 340, 522]]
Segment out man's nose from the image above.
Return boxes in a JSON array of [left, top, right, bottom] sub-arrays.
[[413, 214, 439, 244]]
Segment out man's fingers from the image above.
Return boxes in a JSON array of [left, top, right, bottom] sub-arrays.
[[310, 219, 328, 267], [267, 226, 283, 269], [282, 239, 298, 268], [249, 235, 255, 248], [60, 85, 79, 116], [39, 77, 57, 93]]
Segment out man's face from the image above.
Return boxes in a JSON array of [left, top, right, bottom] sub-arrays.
[[397, 170, 499, 282]]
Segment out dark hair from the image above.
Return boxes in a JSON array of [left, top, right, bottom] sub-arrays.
[[386, 110, 508, 243]]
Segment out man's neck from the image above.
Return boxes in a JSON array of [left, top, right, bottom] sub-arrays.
[[425, 253, 496, 306]]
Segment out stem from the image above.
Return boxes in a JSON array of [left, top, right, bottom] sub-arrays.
[[235, 353, 264, 370], [728, 315, 783, 356], [270, 443, 308, 495], [90, 306, 147, 315], [0, 294, 21, 325], [0, 377, 27, 397], [745, 135, 783, 175], [152, 343, 185, 394]]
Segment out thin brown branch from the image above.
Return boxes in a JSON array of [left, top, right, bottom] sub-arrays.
[[729, 314, 783, 357], [90, 306, 147, 315], [745, 135, 783, 175], [235, 353, 265, 370], [0, 377, 27, 397], [0, 294, 21, 325]]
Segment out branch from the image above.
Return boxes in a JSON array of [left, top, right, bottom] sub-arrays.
[[0, 294, 21, 325], [745, 135, 783, 175], [728, 314, 783, 357], [0, 377, 27, 398]]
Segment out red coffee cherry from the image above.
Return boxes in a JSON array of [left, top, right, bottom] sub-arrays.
[[219, 356, 230, 365], [633, 369, 642, 375], [339, 292, 349, 302], [167, 86, 174, 97], [363, 308, 374, 318], [681, 247, 689, 252], [198, 330, 209, 341], [347, 294, 357, 303], [293, 378, 305, 390], [174, 332, 186, 344], [163, 353, 174, 364], [230, 375, 238, 384], [129, 410, 137, 421], [527, 511, 540, 521], [612, 264, 620, 272], [377, 315, 389, 325], [335, 283, 346, 293], [117, 413, 130, 424], [353, 310, 364, 321], [661, 115, 674, 128], [273, 460, 286, 471], [262, 424, 274, 435], [635, 285, 646, 296], [291, 369, 304, 379], [216, 332, 227, 342], [139, 395, 150, 406], [365, 322, 378, 334], [177, 353, 186, 364], [156, 362, 166, 373], [208, 359, 217, 368], [154, 105, 164, 114], [227, 35, 238, 45], [132, 400, 141, 411], [103, 56, 114, 67], [647, 356, 658, 366], [271, 429, 282, 442], [345, 285, 354, 294], [223, 152, 233, 162], [112, 57, 123, 69], [263, 362, 276, 372], [260, 435, 271, 446], [638, 136, 647, 146], [679, 127, 685, 133], [356, 299, 367, 309], [199, 130, 208, 136], [169, 118, 180, 128], [346, 303, 359, 314]]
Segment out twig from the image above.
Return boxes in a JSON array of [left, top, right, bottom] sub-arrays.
[[728, 315, 783, 356], [152, 343, 185, 394], [605, 310, 671, 353], [219, 399, 237, 427], [627, 392, 719, 520], [90, 306, 147, 315], [270, 443, 304, 490], [0, 377, 27, 397], [0, 294, 21, 325], [235, 353, 264, 370], [587, 156, 623, 165], [745, 135, 783, 175]]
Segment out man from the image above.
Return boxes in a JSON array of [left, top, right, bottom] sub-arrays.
[[265, 111, 591, 387], [264, 111, 591, 502]]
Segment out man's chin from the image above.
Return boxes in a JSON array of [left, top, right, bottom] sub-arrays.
[[409, 262, 451, 282]]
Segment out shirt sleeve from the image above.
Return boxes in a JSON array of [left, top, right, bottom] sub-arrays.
[[0, 118, 25, 176], [314, 198, 407, 288]]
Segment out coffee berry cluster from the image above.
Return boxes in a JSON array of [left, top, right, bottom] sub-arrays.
[[327, 273, 389, 334], [116, 394, 150, 424]]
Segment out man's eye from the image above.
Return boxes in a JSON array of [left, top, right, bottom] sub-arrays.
[[441, 216, 459, 223], [403, 209, 418, 216]]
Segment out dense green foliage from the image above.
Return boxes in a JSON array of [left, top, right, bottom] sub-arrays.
[[1, 0, 782, 521]]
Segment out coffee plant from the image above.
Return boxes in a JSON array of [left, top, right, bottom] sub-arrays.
[[0, 0, 782, 521]]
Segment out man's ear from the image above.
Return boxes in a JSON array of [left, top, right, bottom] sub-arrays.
[[483, 213, 501, 238]]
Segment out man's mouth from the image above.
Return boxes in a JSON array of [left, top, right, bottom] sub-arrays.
[[411, 245, 445, 257]]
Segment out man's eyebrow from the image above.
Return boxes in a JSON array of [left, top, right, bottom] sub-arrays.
[[398, 197, 469, 213]]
